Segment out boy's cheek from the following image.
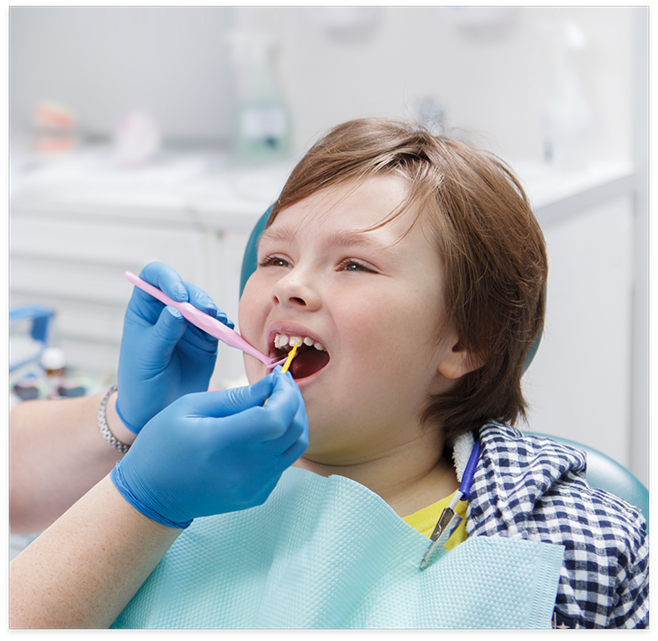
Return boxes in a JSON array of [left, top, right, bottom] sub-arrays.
[[243, 357, 267, 385]]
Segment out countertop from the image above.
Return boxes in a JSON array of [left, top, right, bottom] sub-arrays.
[[9, 147, 637, 231]]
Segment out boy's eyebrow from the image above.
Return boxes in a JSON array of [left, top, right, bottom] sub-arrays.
[[259, 226, 395, 253], [258, 226, 296, 247]]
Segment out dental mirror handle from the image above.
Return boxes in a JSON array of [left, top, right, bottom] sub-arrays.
[[124, 271, 275, 367]]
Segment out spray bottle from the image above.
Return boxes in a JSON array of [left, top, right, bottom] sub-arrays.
[[540, 21, 592, 172], [228, 31, 292, 163]]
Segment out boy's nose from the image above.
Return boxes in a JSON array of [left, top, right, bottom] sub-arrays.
[[272, 269, 321, 311]]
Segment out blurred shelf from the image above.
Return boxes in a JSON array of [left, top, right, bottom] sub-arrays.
[[10, 147, 636, 233]]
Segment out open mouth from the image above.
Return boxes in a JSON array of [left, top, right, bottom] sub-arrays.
[[272, 333, 330, 380]]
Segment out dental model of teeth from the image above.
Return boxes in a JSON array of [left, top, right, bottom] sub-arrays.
[[274, 334, 325, 352]]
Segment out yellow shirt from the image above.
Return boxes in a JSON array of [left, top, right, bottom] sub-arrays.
[[402, 492, 468, 550]]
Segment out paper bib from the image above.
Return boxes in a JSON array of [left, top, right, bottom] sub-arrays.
[[112, 467, 564, 629]]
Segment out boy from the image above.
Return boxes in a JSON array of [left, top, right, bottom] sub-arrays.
[[235, 119, 648, 628], [10, 119, 647, 629]]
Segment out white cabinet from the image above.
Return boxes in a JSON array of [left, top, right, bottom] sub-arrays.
[[10, 213, 207, 376], [8, 153, 291, 386], [522, 194, 633, 468]]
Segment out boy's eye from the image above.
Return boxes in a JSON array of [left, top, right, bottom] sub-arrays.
[[259, 255, 291, 269], [259, 256, 376, 272], [339, 259, 375, 273]]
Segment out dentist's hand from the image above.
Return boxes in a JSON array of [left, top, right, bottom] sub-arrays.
[[116, 262, 234, 434], [110, 369, 308, 528]]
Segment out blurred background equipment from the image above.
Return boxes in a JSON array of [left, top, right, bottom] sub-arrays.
[[227, 30, 291, 163]]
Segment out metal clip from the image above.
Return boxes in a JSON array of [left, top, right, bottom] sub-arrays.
[[419, 507, 464, 570]]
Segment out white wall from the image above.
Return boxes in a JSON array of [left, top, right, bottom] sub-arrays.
[[10, 6, 635, 165], [629, 8, 650, 487], [9, 7, 236, 146], [239, 6, 634, 165]]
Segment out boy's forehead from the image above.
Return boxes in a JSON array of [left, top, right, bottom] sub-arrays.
[[263, 176, 422, 243], [260, 221, 398, 254]]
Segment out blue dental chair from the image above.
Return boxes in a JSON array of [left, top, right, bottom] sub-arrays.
[[239, 208, 649, 527]]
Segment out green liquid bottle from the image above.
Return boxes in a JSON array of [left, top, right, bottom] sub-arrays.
[[229, 31, 292, 164]]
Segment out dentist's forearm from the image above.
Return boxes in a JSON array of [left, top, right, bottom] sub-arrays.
[[9, 474, 181, 629], [9, 392, 136, 534]]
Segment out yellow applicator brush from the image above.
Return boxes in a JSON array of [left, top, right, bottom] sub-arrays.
[[280, 340, 300, 374], [264, 340, 299, 405]]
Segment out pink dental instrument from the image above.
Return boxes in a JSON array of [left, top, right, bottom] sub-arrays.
[[125, 271, 284, 368]]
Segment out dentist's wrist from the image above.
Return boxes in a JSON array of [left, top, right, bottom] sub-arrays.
[[101, 387, 137, 452]]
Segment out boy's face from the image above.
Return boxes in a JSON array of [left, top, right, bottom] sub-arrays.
[[239, 176, 460, 466]]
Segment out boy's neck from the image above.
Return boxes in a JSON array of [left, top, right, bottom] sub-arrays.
[[293, 448, 459, 518]]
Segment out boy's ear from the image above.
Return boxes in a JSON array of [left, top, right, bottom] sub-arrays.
[[437, 336, 484, 380]]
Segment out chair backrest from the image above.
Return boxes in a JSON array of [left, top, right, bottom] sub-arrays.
[[239, 211, 649, 525], [240, 207, 272, 300], [531, 433, 649, 528]]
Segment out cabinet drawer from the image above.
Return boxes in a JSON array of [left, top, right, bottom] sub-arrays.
[[11, 256, 137, 306], [10, 214, 206, 277]]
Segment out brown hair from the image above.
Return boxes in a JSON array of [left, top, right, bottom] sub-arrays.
[[268, 118, 547, 443]]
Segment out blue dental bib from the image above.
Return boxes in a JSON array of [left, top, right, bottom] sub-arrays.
[[112, 467, 564, 629]]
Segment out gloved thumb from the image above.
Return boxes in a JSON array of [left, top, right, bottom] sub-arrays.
[[144, 306, 188, 366], [185, 376, 276, 419]]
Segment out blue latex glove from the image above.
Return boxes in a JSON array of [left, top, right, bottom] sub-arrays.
[[116, 262, 234, 434], [111, 369, 308, 528]]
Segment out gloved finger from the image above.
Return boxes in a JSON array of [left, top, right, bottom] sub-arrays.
[[195, 388, 300, 445], [263, 392, 308, 456], [215, 311, 235, 330], [139, 264, 230, 330], [139, 261, 189, 303], [247, 476, 283, 509], [277, 433, 309, 468], [182, 376, 276, 419], [255, 371, 305, 442], [265, 421, 308, 460], [140, 306, 188, 369], [126, 263, 188, 326], [183, 280, 222, 321], [176, 281, 233, 342], [133, 263, 233, 340]]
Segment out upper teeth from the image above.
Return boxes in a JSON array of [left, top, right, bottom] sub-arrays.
[[274, 333, 325, 351]]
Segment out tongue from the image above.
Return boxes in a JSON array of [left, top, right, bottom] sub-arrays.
[[290, 348, 330, 379]]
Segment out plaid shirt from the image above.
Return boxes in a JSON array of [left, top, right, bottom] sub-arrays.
[[466, 423, 649, 629]]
